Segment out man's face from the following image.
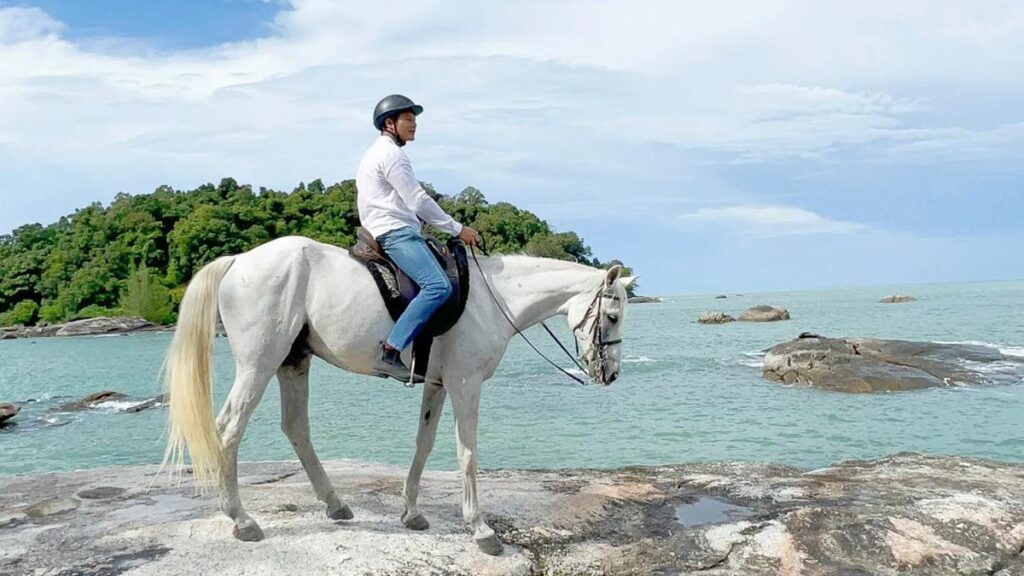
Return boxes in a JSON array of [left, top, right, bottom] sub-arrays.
[[388, 111, 417, 142]]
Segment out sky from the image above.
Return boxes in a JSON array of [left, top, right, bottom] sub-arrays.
[[0, 0, 1021, 295]]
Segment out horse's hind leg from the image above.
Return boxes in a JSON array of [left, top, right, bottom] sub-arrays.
[[278, 358, 353, 521], [217, 367, 275, 541], [402, 382, 447, 530]]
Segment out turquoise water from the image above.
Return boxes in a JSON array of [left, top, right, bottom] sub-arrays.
[[1, 281, 1022, 477]]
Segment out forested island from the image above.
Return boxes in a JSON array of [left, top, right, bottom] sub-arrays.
[[0, 178, 632, 327]]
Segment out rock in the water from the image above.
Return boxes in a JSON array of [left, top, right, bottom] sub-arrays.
[[738, 305, 791, 322], [0, 403, 20, 425], [763, 335, 1018, 392], [124, 394, 168, 413], [627, 295, 662, 304], [698, 311, 735, 324], [55, 316, 153, 337], [52, 391, 128, 412], [0, 331, 17, 340], [881, 294, 917, 303], [1, 455, 1022, 575], [714, 294, 728, 299]]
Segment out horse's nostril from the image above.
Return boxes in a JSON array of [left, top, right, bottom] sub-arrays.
[[608, 371, 619, 383]]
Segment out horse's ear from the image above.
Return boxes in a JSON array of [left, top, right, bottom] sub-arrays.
[[605, 265, 622, 284], [619, 275, 638, 289]]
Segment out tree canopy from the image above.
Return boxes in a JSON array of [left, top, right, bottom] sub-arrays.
[[0, 178, 634, 327]]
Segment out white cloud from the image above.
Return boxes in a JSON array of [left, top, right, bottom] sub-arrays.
[[0, 1, 1022, 235], [679, 205, 867, 237]]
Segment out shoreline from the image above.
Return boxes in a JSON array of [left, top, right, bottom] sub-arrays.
[[2, 453, 1022, 574], [0, 316, 175, 340]]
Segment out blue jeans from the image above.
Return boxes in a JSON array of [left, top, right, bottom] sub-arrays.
[[377, 227, 453, 351]]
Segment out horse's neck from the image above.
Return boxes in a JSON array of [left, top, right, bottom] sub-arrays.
[[483, 256, 601, 330]]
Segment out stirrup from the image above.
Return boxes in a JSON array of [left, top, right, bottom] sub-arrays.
[[405, 355, 420, 388]]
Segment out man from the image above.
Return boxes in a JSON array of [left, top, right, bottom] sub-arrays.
[[356, 94, 480, 381]]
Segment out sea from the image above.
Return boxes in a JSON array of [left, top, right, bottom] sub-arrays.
[[1, 280, 1022, 477]]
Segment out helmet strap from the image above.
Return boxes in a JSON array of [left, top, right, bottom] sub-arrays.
[[383, 118, 406, 147]]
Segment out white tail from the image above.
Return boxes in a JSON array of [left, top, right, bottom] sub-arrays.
[[162, 256, 236, 489]]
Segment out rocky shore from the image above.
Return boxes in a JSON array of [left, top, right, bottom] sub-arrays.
[[0, 317, 173, 340], [1, 454, 1022, 575]]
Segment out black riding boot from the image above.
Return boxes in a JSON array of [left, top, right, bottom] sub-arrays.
[[377, 344, 424, 384]]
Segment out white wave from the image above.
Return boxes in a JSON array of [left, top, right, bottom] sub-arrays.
[[999, 346, 1024, 359], [623, 356, 655, 364], [94, 400, 146, 412], [936, 340, 1024, 358], [737, 351, 764, 368]]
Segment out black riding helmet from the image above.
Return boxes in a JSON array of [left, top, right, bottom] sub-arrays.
[[373, 94, 423, 131]]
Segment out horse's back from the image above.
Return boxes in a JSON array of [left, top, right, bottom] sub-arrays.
[[220, 235, 391, 374]]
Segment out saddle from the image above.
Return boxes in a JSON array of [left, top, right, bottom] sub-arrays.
[[349, 227, 470, 380]]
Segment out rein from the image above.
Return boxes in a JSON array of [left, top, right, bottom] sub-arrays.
[[469, 245, 598, 386]]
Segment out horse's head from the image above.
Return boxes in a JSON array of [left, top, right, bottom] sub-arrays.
[[566, 265, 636, 385]]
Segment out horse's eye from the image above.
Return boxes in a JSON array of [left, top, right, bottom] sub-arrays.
[[607, 313, 619, 324]]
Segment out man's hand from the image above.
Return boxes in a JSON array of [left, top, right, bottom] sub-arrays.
[[457, 226, 480, 246]]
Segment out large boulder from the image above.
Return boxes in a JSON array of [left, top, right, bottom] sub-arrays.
[[763, 335, 1018, 393], [0, 403, 19, 425], [881, 294, 917, 303], [52, 391, 128, 412], [739, 305, 791, 322], [698, 311, 735, 324], [55, 317, 153, 337]]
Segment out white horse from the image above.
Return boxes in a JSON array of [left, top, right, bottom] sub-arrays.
[[163, 235, 633, 555]]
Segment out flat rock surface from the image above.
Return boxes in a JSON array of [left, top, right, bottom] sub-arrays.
[[1, 454, 1022, 575]]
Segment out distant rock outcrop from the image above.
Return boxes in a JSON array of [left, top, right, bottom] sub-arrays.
[[763, 335, 1019, 393], [0, 403, 19, 425], [1, 316, 170, 340], [56, 317, 154, 337], [880, 294, 917, 303], [52, 391, 128, 412], [714, 295, 727, 299], [698, 311, 735, 324], [628, 295, 662, 304], [738, 305, 791, 322]]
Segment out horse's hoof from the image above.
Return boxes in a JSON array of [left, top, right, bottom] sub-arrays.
[[327, 502, 353, 521], [232, 521, 264, 542], [475, 534, 503, 556], [401, 510, 429, 531]]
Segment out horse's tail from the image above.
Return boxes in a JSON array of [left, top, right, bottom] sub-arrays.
[[162, 255, 236, 489]]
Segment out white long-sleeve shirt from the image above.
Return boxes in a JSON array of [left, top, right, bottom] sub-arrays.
[[355, 136, 463, 239]]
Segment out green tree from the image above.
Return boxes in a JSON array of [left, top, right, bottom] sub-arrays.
[[0, 178, 636, 325], [120, 262, 174, 323]]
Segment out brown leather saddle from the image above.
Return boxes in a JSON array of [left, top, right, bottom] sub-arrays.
[[349, 227, 470, 379]]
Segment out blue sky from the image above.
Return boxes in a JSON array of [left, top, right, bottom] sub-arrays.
[[0, 1, 1021, 295]]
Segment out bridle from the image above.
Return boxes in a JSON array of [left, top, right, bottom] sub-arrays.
[[470, 245, 621, 386], [569, 284, 623, 383]]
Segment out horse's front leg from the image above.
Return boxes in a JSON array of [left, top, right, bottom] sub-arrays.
[[402, 382, 446, 531], [447, 376, 502, 555]]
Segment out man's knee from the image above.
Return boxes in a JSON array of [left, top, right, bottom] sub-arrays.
[[423, 275, 452, 301]]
